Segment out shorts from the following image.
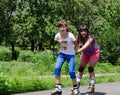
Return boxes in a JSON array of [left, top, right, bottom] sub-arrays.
[[80, 49, 100, 63]]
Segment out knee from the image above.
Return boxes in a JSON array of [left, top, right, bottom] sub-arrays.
[[88, 66, 94, 73], [78, 66, 84, 72]]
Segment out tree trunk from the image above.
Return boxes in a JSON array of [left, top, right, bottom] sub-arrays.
[[11, 43, 15, 60], [31, 40, 34, 52]]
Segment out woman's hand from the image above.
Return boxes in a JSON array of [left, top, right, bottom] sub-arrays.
[[58, 40, 62, 43], [75, 50, 80, 55]]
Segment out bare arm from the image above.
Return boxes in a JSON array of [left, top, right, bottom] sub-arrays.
[[57, 39, 62, 43], [76, 40, 91, 54], [73, 40, 77, 51]]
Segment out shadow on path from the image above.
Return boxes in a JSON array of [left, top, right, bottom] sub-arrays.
[[82, 92, 107, 95]]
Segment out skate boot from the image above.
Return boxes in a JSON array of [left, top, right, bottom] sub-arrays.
[[76, 76, 81, 88], [70, 86, 80, 95], [77, 82, 80, 88], [86, 84, 95, 95], [51, 84, 62, 95]]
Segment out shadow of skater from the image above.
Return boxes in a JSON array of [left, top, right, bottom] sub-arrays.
[[82, 92, 107, 95], [94, 92, 107, 95]]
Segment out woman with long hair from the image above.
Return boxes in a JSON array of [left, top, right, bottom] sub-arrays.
[[75, 25, 100, 94]]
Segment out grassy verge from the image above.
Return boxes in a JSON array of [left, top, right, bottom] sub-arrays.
[[0, 60, 120, 94], [60, 73, 120, 87], [1, 73, 120, 94]]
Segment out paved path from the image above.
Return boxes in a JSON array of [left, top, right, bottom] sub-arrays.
[[14, 81, 120, 95]]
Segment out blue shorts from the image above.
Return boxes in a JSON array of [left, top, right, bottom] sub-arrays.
[[54, 53, 76, 79]]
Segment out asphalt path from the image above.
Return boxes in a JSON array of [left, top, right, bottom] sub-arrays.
[[14, 81, 120, 95]]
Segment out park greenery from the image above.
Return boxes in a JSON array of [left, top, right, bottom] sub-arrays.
[[0, 49, 120, 94], [0, 0, 120, 94], [0, 0, 120, 65]]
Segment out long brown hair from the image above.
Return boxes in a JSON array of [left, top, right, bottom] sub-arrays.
[[76, 25, 95, 47]]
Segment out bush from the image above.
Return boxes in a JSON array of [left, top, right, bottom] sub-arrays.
[[0, 46, 12, 61], [97, 28, 120, 65], [17, 51, 56, 75], [117, 58, 120, 66], [0, 76, 55, 94], [0, 76, 9, 95], [17, 50, 34, 62]]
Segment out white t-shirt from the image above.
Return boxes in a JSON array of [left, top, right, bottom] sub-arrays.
[[54, 32, 75, 55]]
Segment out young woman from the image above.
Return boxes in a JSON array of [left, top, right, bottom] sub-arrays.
[[51, 20, 79, 95], [75, 25, 100, 93]]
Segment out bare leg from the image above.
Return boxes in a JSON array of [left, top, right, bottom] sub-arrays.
[[51, 76, 62, 95], [55, 76, 60, 84], [70, 78, 80, 95], [89, 62, 97, 84], [77, 62, 87, 85], [70, 62, 87, 95], [86, 62, 97, 94], [72, 78, 77, 85]]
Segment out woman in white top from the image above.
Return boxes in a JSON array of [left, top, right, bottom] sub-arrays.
[[51, 20, 79, 95]]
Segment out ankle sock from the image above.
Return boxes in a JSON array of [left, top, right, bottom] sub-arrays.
[[89, 78, 95, 85], [76, 76, 82, 83]]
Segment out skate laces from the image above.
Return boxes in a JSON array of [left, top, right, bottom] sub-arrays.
[[55, 85, 62, 92], [89, 85, 94, 89], [73, 86, 79, 94]]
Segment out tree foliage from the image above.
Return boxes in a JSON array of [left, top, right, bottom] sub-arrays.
[[0, 0, 120, 65]]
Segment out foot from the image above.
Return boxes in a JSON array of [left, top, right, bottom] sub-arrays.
[[51, 85, 62, 95], [70, 86, 80, 95], [86, 84, 95, 93]]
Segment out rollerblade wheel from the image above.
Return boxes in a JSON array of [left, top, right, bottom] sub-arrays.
[[51, 91, 62, 95], [70, 90, 80, 95], [51, 93, 61, 95], [70, 90, 81, 95]]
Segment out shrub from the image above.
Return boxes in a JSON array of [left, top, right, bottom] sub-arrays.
[[17, 50, 33, 62], [0, 46, 12, 61], [97, 28, 120, 65], [0, 76, 8, 95], [17, 51, 56, 75]]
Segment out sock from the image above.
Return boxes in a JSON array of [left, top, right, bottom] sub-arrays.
[[76, 76, 82, 83], [73, 84, 78, 87], [56, 83, 61, 85], [90, 78, 95, 85]]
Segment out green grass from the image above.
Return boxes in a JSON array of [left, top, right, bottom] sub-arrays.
[[0, 58, 120, 94]]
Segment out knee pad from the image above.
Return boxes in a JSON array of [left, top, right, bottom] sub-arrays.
[[88, 66, 94, 73], [78, 66, 84, 72]]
